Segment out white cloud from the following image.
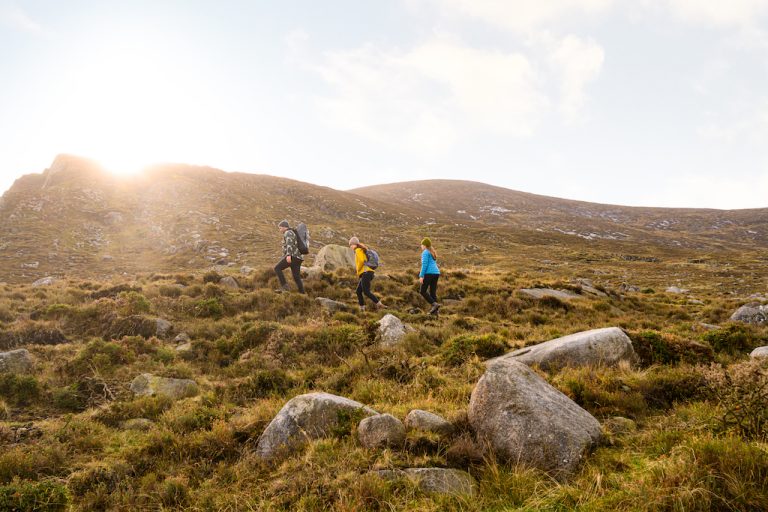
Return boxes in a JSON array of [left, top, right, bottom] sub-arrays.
[[664, 0, 768, 26], [0, 4, 42, 33], [414, 0, 614, 32], [648, 172, 768, 209], [548, 35, 605, 121], [313, 38, 550, 154]]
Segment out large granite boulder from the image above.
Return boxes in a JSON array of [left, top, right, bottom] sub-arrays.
[[129, 374, 199, 400], [494, 327, 638, 371], [750, 346, 768, 359], [313, 245, 355, 272], [373, 468, 476, 496], [155, 318, 173, 338], [32, 277, 56, 287], [377, 314, 413, 346], [358, 413, 406, 448], [256, 392, 377, 459], [0, 349, 33, 374], [468, 359, 602, 478], [404, 409, 454, 436], [730, 304, 768, 325]]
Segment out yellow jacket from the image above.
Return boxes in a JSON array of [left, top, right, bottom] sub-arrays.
[[354, 247, 374, 276]]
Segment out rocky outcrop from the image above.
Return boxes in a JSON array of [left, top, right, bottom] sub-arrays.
[[404, 409, 454, 436], [256, 392, 377, 459], [373, 468, 477, 496], [0, 349, 33, 374], [129, 374, 199, 400], [730, 304, 768, 325], [377, 314, 413, 346], [518, 288, 581, 300], [32, 277, 56, 287], [313, 245, 355, 272], [494, 327, 638, 371], [358, 413, 406, 448], [468, 359, 601, 478]]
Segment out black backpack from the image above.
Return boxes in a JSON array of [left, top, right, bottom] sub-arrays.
[[293, 223, 310, 255]]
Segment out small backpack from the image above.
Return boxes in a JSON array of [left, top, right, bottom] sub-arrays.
[[365, 248, 380, 269], [293, 223, 310, 255]]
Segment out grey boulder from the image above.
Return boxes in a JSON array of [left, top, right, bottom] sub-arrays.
[[468, 358, 602, 478], [32, 277, 56, 287], [730, 303, 768, 325], [313, 244, 355, 272], [494, 327, 638, 371], [750, 346, 768, 359], [374, 468, 476, 496], [219, 276, 239, 289], [0, 349, 33, 374], [519, 288, 581, 300], [377, 314, 413, 346], [155, 318, 173, 338], [404, 410, 454, 436], [129, 374, 199, 400], [358, 413, 406, 448], [316, 297, 349, 312], [256, 392, 377, 459]]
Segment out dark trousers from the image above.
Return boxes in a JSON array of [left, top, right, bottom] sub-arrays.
[[274, 256, 305, 293], [420, 274, 439, 304], [356, 271, 379, 306]]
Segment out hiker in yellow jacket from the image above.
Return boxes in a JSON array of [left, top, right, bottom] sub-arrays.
[[349, 237, 386, 311]]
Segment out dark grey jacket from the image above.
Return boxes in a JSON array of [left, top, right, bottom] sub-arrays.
[[282, 229, 303, 260]]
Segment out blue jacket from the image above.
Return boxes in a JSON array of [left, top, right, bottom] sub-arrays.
[[420, 249, 440, 278]]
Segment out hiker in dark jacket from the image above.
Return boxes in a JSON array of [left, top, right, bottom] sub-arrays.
[[419, 237, 441, 315], [274, 220, 305, 293]]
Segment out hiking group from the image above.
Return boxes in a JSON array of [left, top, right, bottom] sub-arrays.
[[274, 220, 441, 315]]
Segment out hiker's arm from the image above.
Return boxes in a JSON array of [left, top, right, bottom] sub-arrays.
[[419, 251, 428, 278]]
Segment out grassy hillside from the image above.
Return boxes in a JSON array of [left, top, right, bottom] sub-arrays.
[[1, 253, 766, 510]]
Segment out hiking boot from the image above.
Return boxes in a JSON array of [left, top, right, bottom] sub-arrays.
[[429, 302, 440, 315], [359, 305, 366, 312], [274, 284, 290, 293], [375, 301, 388, 310]]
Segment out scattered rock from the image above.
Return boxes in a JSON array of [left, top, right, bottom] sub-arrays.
[[404, 409, 454, 436], [313, 244, 355, 272], [175, 342, 193, 353], [468, 358, 602, 478], [696, 323, 720, 332], [240, 266, 254, 275], [750, 346, 768, 359], [21, 262, 39, 269], [155, 318, 173, 338], [603, 416, 637, 435], [730, 303, 768, 325], [0, 349, 33, 374], [174, 332, 190, 343], [377, 314, 413, 346], [219, 276, 239, 289], [316, 297, 349, 312], [574, 279, 608, 297], [358, 413, 406, 448], [519, 288, 581, 300], [619, 283, 640, 293], [494, 327, 638, 371], [665, 286, 689, 294], [102, 255, 114, 262], [121, 418, 154, 431], [688, 299, 704, 305], [32, 277, 56, 287], [256, 392, 377, 459], [129, 374, 199, 400], [373, 468, 477, 496]]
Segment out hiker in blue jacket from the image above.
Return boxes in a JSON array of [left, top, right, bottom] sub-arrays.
[[419, 237, 441, 315]]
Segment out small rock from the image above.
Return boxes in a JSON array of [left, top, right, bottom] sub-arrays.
[[0, 349, 34, 374], [358, 413, 406, 448], [121, 418, 154, 431], [155, 318, 173, 338], [21, 262, 39, 269], [32, 277, 56, 287], [316, 297, 349, 312], [688, 299, 704, 305], [404, 410, 454, 436], [240, 266, 254, 275], [377, 314, 413, 346], [256, 392, 377, 459], [219, 276, 239, 289], [373, 468, 477, 496], [102, 255, 114, 262], [175, 342, 193, 353], [129, 374, 198, 400], [665, 286, 688, 294], [174, 332, 190, 343], [603, 416, 637, 435], [750, 346, 768, 359]]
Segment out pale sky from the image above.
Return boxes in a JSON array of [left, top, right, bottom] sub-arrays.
[[1, 0, 767, 209]]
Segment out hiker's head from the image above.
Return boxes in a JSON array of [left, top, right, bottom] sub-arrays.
[[348, 236, 360, 248], [278, 220, 290, 233], [421, 237, 432, 250]]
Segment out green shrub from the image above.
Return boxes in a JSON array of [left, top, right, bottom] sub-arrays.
[[67, 339, 135, 377], [0, 480, 69, 511], [221, 370, 296, 404], [159, 285, 182, 298], [117, 291, 152, 316], [633, 365, 708, 409], [194, 298, 224, 319], [702, 324, 765, 354], [441, 333, 508, 366], [92, 395, 175, 426], [703, 359, 768, 440], [0, 374, 41, 406], [630, 330, 714, 366], [203, 271, 222, 284]]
